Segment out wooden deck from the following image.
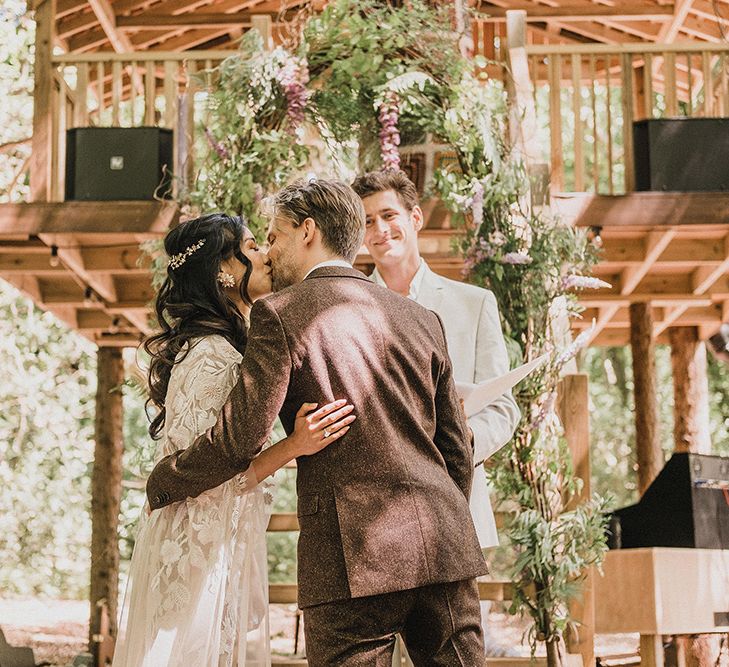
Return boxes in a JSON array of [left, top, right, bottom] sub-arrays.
[[1, 194, 728, 347]]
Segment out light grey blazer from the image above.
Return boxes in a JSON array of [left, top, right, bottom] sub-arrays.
[[414, 264, 520, 548]]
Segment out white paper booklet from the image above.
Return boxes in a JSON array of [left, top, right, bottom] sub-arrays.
[[455, 354, 549, 418]]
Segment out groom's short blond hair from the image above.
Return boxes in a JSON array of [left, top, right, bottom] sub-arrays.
[[273, 179, 366, 263]]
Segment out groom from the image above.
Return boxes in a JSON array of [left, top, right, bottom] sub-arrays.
[[146, 179, 487, 665]]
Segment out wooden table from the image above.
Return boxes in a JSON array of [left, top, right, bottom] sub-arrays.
[[595, 548, 729, 666]]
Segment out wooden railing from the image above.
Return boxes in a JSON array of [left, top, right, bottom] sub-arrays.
[[523, 42, 729, 195], [44, 36, 729, 204], [47, 51, 233, 202]]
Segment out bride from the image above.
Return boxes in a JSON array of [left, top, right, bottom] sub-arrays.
[[112, 213, 355, 667]]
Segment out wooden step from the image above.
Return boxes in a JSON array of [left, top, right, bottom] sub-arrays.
[[269, 581, 514, 605], [486, 657, 582, 667], [270, 583, 298, 604], [478, 580, 515, 601], [271, 658, 307, 666], [268, 512, 298, 531]]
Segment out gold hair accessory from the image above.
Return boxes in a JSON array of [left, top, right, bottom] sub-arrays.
[[169, 239, 206, 270], [217, 271, 236, 288]]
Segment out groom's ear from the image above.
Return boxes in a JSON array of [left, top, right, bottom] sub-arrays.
[[301, 217, 317, 246], [411, 205, 424, 233]]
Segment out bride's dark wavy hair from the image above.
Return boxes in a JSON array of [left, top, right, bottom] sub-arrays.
[[144, 213, 253, 439]]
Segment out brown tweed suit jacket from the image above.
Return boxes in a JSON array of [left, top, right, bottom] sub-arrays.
[[147, 266, 487, 608]]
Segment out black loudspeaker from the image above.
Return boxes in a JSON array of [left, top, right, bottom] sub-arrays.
[[633, 118, 729, 191], [65, 127, 173, 201], [610, 453, 729, 550]]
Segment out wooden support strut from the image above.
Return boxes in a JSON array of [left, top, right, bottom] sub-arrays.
[[629, 302, 664, 495], [558, 374, 595, 667], [30, 0, 56, 203], [89, 347, 125, 645]]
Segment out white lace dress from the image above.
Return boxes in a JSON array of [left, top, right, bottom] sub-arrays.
[[113, 335, 272, 667]]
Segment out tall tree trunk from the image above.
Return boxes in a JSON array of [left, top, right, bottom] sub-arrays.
[[89, 347, 125, 646], [670, 327, 716, 667], [629, 303, 663, 494]]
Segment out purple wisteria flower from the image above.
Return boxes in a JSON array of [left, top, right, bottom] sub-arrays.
[[501, 251, 532, 265], [462, 238, 496, 275], [378, 92, 401, 171], [276, 57, 310, 132], [561, 275, 612, 290], [205, 127, 229, 161]]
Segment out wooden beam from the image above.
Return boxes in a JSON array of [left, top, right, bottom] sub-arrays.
[[39, 234, 119, 302], [478, 4, 674, 21], [657, 0, 696, 42], [678, 13, 725, 41], [89, 347, 124, 645], [56, 0, 86, 17], [629, 302, 664, 495], [620, 230, 677, 295], [553, 192, 729, 228], [0, 253, 67, 273], [655, 233, 729, 335], [577, 304, 725, 327], [116, 9, 296, 28], [586, 304, 622, 344], [0, 201, 179, 235], [669, 326, 712, 453], [30, 0, 56, 203], [552, 20, 645, 44], [87, 0, 135, 52]]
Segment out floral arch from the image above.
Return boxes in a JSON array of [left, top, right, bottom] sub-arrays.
[[178, 1, 610, 662]]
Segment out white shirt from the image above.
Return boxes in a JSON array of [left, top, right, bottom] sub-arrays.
[[370, 259, 427, 301], [304, 259, 353, 280]]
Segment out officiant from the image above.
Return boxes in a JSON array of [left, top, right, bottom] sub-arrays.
[[352, 170, 521, 656]]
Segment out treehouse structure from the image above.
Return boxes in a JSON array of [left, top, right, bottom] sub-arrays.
[[2, 0, 729, 665]]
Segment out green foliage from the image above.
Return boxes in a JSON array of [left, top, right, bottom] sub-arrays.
[[585, 345, 729, 510], [0, 281, 96, 596]]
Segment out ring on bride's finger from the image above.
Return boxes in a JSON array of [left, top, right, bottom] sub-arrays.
[[323, 428, 332, 438]]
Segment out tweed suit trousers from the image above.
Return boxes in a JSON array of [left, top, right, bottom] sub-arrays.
[[302, 578, 485, 666]]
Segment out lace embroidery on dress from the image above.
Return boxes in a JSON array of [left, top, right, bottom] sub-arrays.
[[113, 335, 271, 667]]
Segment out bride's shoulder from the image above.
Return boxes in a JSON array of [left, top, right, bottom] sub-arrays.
[[176, 335, 243, 369]]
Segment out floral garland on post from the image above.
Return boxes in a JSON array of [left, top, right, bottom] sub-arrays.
[[173, 3, 611, 664]]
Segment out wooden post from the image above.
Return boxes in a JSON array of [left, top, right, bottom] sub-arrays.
[[558, 374, 595, 667], [629, 302, 663, 494], [669, 327, 711, 454], [251, 14, 273, 51], [30, 0, 56, 203], [548, 53, 564, 193], [621, 53, 635, 193], [89, 347, 125, 647]]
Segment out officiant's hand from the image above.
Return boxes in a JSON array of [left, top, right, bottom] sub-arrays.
[[290, 399, 356, 457]]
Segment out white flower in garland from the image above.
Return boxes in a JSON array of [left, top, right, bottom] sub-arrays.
[[501, 251, 533, 265], [561, 274, 612, 290]]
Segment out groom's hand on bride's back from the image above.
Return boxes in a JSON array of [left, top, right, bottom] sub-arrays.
[[289, 399, 356, 457]]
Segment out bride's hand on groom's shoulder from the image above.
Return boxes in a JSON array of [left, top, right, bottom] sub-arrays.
[[290, 399, 356, 457]]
